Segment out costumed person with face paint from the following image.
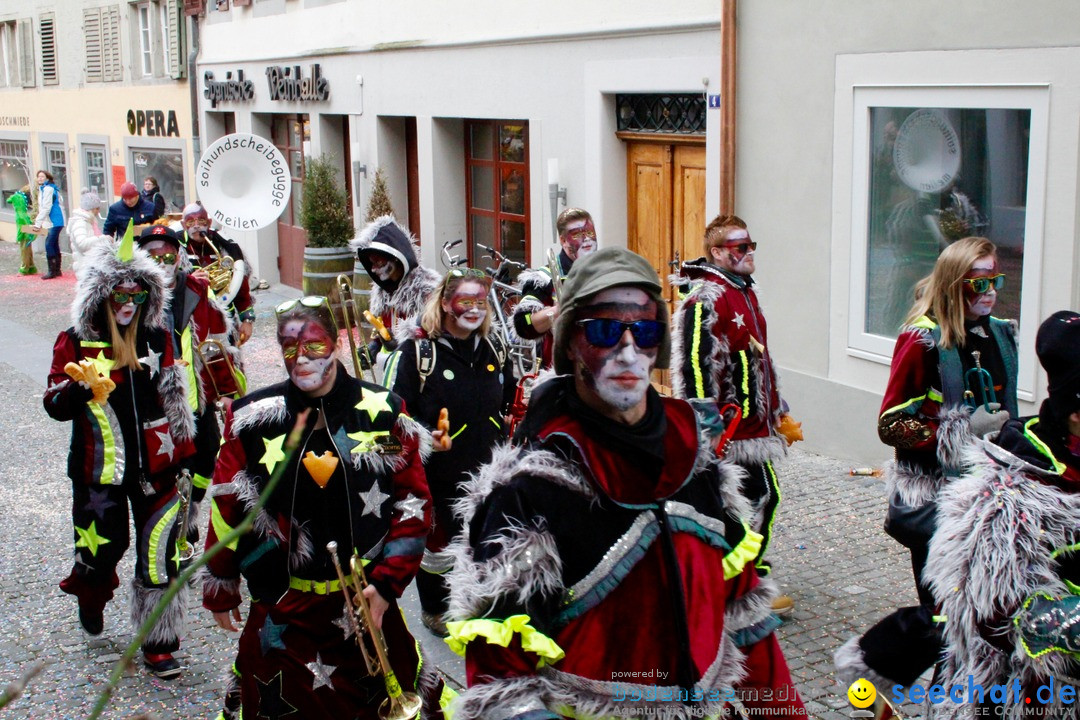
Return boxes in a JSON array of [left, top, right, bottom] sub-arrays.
[[382, 268, 515, 637], [923, 311, 1080, 720], [43, 230, 197, 679], [137, 225, 243, 555], [671, 214, 802, 616], [512, 207, 598, 370], [6, 184, 36, 275], [834, 236, 1017, 719], [180, 203, 256, 345], [201, 295, 448, 719], [444, 247, 805, 719], [351, 215, 441, 365]]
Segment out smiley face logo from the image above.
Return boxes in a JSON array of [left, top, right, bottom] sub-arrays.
[[847, 678, 877, 709]]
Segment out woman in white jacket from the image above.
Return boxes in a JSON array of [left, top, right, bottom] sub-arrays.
[[68, 191, 108, 277]]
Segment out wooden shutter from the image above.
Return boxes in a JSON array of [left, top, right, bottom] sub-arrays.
[[17, 19, 34, 87], [83, 9, 103, 82], [40, 12, 57, 85], [102, 6, 122, 82], [165, 0, 185, 79]]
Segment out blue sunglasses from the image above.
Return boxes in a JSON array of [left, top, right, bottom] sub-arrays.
[[575, 318, 663, 349]]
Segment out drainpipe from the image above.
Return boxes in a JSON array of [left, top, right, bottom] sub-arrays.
[[719, 0, 737, 215], [188, 12, 201, 177]]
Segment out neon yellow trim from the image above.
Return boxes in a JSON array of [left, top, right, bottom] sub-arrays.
[[440, 684, 459, 719], [928, 389, 943, 403], [450, 423, 468, 440], [1066, 580, 1080, 595], [288, 574, 353, 594], [233, 368, 248, 396], [80, 341, 111, 348], [1024, 417, 1066, 474], [88, 402, 117, 485], [1052, 542, 1080, 560], [193, 473, 211, 491], [525, 313, 534, 327], [881, 393, 928, 418], [149, 501, 180, 584], [690, 302, 705, 398], [181, 326, 198, 410], [932, 614, 948, 624], [382, 350, 401, 389], [489, 416, 501, 429], [445, 614, 565, 668], [755, 462, 780, 571], [738, 351, 751, 417], [723, 524, 763, 580], [911, 315, 936, 331], [210, 498, 239, 550]]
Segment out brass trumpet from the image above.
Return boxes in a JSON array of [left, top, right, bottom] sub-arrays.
[[326, 541, 422, 720], [199, 233, 237, 296], [964, 350, 999, 413], [335, 274, 378, 384]]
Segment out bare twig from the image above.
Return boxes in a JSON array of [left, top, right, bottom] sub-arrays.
[[0, 662, 44, 710], [87, 409, 311, 720]]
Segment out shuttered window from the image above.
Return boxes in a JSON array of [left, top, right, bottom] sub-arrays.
[[40, 13, 57, 85], [17, 19, 33, 87], [83, 7, 122, 83], [163, 0, 185, 79]]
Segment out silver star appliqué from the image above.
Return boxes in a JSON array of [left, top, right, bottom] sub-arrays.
[[357, 482, 390, 518], [733, 312, 746, 329], [333, 608, 355, 640], [306, 653, 336, 691], [139, 348, 161, 377], [155, 430, 175, 459], [395, 493, 427, 523]]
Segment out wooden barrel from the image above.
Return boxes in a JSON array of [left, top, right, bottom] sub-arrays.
[[352, 260, 373, 313], [302, 246, 354, 325]]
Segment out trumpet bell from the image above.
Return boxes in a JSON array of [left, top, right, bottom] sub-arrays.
[[380, 692, 422, 720]]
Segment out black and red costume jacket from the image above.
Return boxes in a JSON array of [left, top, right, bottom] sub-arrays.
[[672, 259, 786, 467], [444, 378, 805, 719], [511, 250, 572, 370], [181, 229, 254, 322], [202, 364, 433, 611]]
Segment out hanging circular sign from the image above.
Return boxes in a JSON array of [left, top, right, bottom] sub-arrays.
[[196, 133, 289, 231], [892, 109, 962, 193]]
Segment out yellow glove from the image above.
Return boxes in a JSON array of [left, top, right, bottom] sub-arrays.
[[776, 413, 804, 446], [64, 360, 116, 405]]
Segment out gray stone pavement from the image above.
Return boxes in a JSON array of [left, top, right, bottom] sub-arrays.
[[0, 242, 925, 718]]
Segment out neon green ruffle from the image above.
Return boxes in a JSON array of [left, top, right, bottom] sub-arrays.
[[445, 614, 565, 668], [722, 524, 762, 580]]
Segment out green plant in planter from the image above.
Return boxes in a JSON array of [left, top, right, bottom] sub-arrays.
[[300, 154, 354, 248], [365, 167, 396, 223]]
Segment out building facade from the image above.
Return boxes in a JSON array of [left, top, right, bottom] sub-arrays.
[[0, 0, 191, 247]]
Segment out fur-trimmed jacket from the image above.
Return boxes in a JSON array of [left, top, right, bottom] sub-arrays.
[[671, 259, 786, 467], [444, 379, 804, 719], [202, 365, 433, 611], [926, 411, 1080, 719], [878, 314, 1017, 514], [511, 250, 573, 369]]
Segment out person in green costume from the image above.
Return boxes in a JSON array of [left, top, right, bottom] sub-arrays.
[[6, 185, 37, 274]]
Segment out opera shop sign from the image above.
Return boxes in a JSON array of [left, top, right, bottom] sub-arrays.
[[265, 63, 330, 102], [203, 69, 255, 109], [127, 109, 180, 137]]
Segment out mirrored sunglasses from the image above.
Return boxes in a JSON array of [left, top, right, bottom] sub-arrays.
[[112, 289, 149, 305], [724, 241, 757, 255], [151, 252, 178, 266], [446, 267, 489, 281], [575, 318, 664, 349], [275, 295, 330, 315], [962, 274, 1005, 295]]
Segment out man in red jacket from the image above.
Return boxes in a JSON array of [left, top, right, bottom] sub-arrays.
[[671, 214, 803, 615]]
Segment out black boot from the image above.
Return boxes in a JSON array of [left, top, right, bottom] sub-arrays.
[[41, 255, 61, 280]]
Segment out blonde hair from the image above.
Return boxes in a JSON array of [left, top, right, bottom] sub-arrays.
[[905, 236, 997, 350], [420, 273, 492, 339], [106, 307, 143, 371]]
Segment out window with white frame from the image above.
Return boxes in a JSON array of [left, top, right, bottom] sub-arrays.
[[0, 140, 31, 216], [137, 4, 153, 77], [130, 147, 184, 213], [847, 85, 1049, 399], [82, 144, 108, 203], [43, 142, 69, 214], [0, 21, 16, 87]]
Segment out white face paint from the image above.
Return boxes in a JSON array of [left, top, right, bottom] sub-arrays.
[[710, 228, 756, 276], [570, 287, 659, 420], [280, 320, 337, 395], [561, 219, 598, 260], [143, 240, 178, 287], [441, 281, 488, 337], [111, 282, 143, 327], [964, 256, 998, 320]]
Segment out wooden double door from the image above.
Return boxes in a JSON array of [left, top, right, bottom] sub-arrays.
[[625, 139, 707, 307]]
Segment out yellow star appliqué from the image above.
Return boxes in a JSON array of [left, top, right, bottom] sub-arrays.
[[347, 429, 383, 454], [354, 390, 392, 422], [260, 434, 287, 474], [88, 349, 114, 377], [74, 521, 111, 557]]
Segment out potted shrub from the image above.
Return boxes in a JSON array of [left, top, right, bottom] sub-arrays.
[[300, 154, 355, 317], [351, 167, 397, 311]]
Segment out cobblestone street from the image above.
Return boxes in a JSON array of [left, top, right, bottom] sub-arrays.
[[0, 243, 923, 719]]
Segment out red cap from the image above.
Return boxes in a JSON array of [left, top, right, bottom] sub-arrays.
[[120, 182, 139, 199]]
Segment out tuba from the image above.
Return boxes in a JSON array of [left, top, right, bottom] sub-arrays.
[[326, 542, 422, 720], [335, 274, 378, 384]]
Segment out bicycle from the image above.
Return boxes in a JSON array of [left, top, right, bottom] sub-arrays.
[[476, 244, 537, 378]]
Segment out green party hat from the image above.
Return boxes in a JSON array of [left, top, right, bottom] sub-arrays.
[[117, 219, 135, 262]]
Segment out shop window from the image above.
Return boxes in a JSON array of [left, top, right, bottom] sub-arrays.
[[465, 120, 529, 273], [846, 85, 1049, 399], [0, 140, 31, 218], [130, 147, 185, 212], [81, 144, 108, 207]]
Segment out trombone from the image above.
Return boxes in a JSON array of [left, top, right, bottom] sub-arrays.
[[336, 274, 378, 384], [195, 338, 245, 425], [546, 247, 563, 303], [326, 541, 422, 720]]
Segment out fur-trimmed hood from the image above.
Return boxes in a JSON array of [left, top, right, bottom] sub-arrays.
[[72, 240, 169, 340], [350, 215, 423, 293]]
